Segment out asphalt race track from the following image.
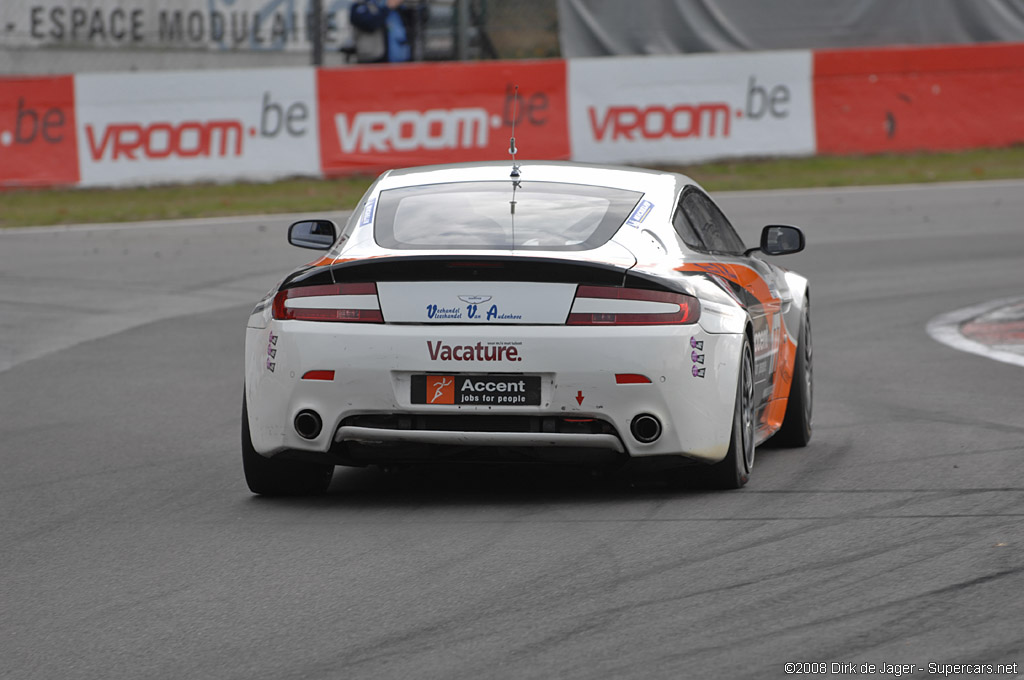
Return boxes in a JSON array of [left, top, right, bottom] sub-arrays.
[[2, 182, 1023, 680]]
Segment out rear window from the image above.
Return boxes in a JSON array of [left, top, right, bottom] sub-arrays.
[[373, 181, 644, 251]]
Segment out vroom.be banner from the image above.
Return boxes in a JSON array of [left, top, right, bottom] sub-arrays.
[[75, 68, 320, 187], [568, 51, 816, 164], [316, 61, 571, 176]]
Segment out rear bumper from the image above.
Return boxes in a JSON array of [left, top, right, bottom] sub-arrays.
[[244, 320, 742, 464], [337, 426, 624, 455]]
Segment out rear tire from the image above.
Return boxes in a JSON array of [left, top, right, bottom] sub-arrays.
[[700, 337, 755, 490], [242, 395, 334, 496], [771, 301, 813, 448]]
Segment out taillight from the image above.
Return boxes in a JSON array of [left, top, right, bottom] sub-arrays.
[[272, 282, 383, 323], [567, 285, 700, 325]]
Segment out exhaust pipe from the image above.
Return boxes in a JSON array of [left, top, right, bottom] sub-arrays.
[[630, 414, 662, 443], [294, 410, 323, 440]]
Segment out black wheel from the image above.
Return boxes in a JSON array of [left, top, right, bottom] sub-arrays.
[[771, 301, 813, 447], [242, 395, 334, 496], [700, 337, 755, 490]]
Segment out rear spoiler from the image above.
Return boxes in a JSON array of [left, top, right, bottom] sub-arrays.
[[280, 255, 694, 296]]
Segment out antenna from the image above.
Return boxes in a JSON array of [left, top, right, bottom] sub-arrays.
[[509, 85, 520, 179]]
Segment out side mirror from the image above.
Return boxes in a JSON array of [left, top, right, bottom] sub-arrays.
[[288, 219, 337, 250], [759, 225, 805, 256]]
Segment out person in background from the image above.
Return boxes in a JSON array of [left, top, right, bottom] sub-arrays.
[[349, 0, 429, 63]]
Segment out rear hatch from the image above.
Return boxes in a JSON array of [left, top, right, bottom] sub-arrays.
[[275, 176, 699, 326]]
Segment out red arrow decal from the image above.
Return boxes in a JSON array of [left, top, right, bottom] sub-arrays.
[[575, 390, 584, 405]]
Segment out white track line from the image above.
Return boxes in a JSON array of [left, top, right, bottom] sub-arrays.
[[926, 297, 1024, 369], [717, 178, 1024, 198]]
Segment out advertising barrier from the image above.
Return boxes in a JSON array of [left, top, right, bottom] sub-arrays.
[[0, 75, 79, 187], [317, 60, 569, 176], [814, 43, 1024, 154], [568, 52, 816, 165], [2, 42, 1023, 189], [75, 68, 320, 186]]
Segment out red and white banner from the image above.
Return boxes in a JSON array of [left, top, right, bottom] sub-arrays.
[[4, 43, 1024, 190], [0, 75, 79, 187], [75, 68, 319, 187], [317, 61, 570, 176], [568, 52, 816, 164], [814, 43, 1024, 154]]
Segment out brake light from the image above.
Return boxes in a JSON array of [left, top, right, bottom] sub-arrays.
[[615, 373, 652, 384], [567, 285, 700, 325], [302, 370, 336, 381], [272, 282, 383, 323]]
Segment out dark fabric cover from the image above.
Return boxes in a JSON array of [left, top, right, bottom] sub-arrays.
[[558, 0, 1024, 56]]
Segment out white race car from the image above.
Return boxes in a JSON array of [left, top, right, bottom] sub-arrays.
[[243, 161, 811, 494]]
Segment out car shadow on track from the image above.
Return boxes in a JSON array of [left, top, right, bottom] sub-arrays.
[[243, 461, 726, 509]]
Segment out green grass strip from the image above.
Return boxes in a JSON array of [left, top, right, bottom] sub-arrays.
[[3, 148, 1024, 228]]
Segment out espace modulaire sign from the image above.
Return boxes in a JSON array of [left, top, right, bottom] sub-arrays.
[[568, 51, 815, 164], [75, 68, 320, 186], [0, 0, 349, 52]]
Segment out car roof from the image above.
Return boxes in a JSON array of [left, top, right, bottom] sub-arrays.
[[376, 160, 697, 202]]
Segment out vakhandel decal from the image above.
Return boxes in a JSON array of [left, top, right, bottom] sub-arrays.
[[426, 340, 524, 362], [425, 301, 522, 321], [568, 52, 814, 164], [75, 68, 319, 186], [317, 62, 570, 174]]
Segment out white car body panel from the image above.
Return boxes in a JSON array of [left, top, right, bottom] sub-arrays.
[[245, 320, 740, 462]]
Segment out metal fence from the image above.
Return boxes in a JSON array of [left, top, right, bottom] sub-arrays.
[[0, 0, 559, 74]]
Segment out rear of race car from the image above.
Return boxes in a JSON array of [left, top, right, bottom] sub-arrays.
[[244, 255, 743, 469], [242, 164, 753, 489]]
